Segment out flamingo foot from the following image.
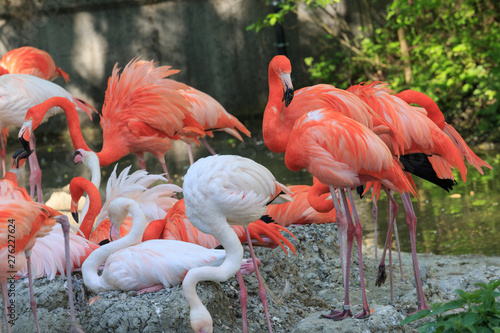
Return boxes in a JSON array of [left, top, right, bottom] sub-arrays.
[[354, 309, 371, 319], [137, 285, 164, 294], [321, 307, 353, 321], [375, 264, 387, 287]]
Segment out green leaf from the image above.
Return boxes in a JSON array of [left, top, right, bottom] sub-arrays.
[[400, 309, 432, 325]]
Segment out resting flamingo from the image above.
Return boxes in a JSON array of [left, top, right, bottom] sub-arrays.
[[81, 197, 257, 295], [0, 46, 70, 82], [182, 154, 292, 333], [0, 74, 95, 200], [18, 59, 205, 183]]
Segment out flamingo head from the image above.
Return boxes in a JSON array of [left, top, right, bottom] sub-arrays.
[[73, 149, 85, 165], [190, 305, 213, 333], [11, 147, 31, 170], [69, 179, 85, 223], [270, 55, 294, 107], [18, 119, 33, 154]]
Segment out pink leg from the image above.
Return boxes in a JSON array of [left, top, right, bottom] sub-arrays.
[[135, 152, 146, 170], [388, 231, 394, 303], [1, 281, 12, 333], [393, 220, 405, 282], [371, 188, 378, 261], [376, 189, 399, 287], [244, 227, 273, 333], [200, 138, 217, 155], [27, 137, 43, 203], [186, 144, 195, 165], [1, 135, 6, 177], [137, 285, 165, 295], [236, 271, 248, 333], [322, 187, 352, 320], [26, 253, 41, 333], [400, 193, 429, 311], [57, 216, 84, 332], [346, 190, 370, 319]]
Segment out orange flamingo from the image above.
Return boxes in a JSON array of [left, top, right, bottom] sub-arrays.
[[0, 74, 95, 200], [0, 46, 70, 82], [263, 56, 405, 156], [18, 59, 205, 183], [284, 109, 416, 319], [1, 154, 81, 332]]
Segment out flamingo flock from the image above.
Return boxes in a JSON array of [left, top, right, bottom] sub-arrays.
[[0, 46, 491, 333]]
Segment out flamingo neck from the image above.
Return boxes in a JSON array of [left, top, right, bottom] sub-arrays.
[[182, 220, 243, 332], [82, 201, 146, 292], [31, 97, 92, 151], [308, 178, 334, 213], [263, 68, 292, 153], [395, 90, 446, 129], [76, 179, 102, 239]]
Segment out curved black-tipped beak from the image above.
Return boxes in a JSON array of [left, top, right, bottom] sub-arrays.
[[18, 130, 31, 153], [71, 211, 79, 224], [283, 87, 294, 107], [12, 148, 32, 168], [73, 150, 82, 165]]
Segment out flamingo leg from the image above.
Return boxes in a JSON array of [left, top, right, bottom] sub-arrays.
[[376, 189, 399, 288], [1, 134, 6, 177], [321, 187, 352, 320], [135, 152, 147, 170], [1, 281, 12, 333], [346, 189, 370, 319], [244, 227, 273, 333], [388, 229, 394, 303], [400, 192, 429, 311], [392, 219, 405, 282], [187, 144, 195, 165], [200, 138, 217, 155], [236, 271, 248, 333], [57, 216, 84, 333], [27, 136, 43, 203], [26, 252, 41, 333], [371, 188, 378, 261]]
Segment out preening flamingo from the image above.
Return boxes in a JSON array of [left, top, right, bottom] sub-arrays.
[[182, 154, 292, 333], [0, 74, 95, 200], [81, 197, 256, 294], [18, 58, 205, 183], [0, 46, 70, 82]]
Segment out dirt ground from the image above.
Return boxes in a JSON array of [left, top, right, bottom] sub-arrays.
[[2, 219, 499, 333]]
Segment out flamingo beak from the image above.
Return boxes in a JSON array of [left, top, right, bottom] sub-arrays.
[[71, 211, 79, 223], [109, 223, 121, 241], [18, 120, 33, 154], [12, 147, 32, 168], [281, 72, 294, 107], [73, 150, 83, 165]]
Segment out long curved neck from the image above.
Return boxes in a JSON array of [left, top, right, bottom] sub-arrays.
[[308, 178, 334, 213], [74, 179, 102, 239], [182, 220, 243, 331], [30, 97, 92, 151], [263, 67, 292, 154], [82, 202, 146, 291], [395, 90, 446, 130]]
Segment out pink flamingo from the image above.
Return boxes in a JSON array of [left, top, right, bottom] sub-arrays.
[[18, 59, 205, 183], [0, 74, 95, 200]]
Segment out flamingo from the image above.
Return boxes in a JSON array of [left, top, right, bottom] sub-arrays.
[[262, 56, 406, 156], [0, 46, 70, 82], [0, 196, 81, 333], [347, 82, 473, 310], [182, 154, 292, 333], [81, 197, 257, 294], [18, 58, 205, 183], [0, 74, 95, 201]]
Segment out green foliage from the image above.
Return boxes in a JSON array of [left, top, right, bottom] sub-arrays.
[[248, 0, 500, 143], [400, 279, 500, 332]]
